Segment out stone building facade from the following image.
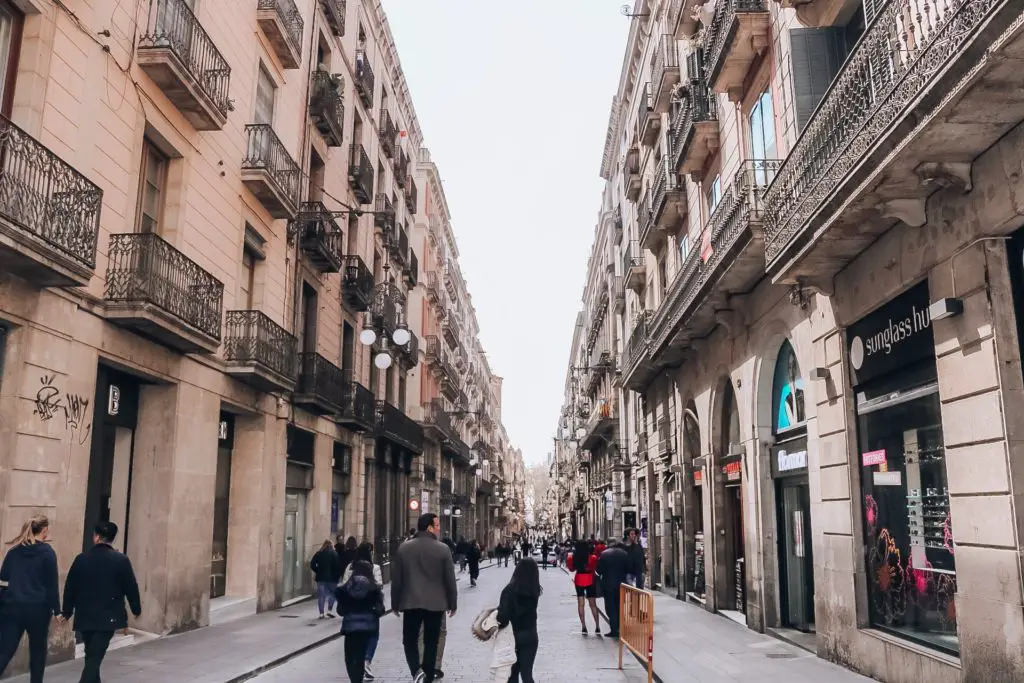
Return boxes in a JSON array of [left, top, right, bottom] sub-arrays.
[[557, 0, 1024, 681], [0, 0, 518, 672]]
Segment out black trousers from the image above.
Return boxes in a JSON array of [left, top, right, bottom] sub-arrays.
[[79, 630, 115, 683], [603, 584, 622, 636], [344, 632, 374, 683], [507, 630, 539, 683], [0, 604, 51, 683], [402, 609, 443, 682]]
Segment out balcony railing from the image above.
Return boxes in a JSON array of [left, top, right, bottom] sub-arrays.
[[636, 83, 658, 146], [396, 329, 419, 369], [638, 189, 655, 249], [670, 83, 718, 176], [625, 147, 642, 201], [0, 116, 102, 286], [309, 70, 345, 147], [292, 202, 342, 273], [374, 193, 395, 231], [395, 150, 409, 188], [320, 0, 346, 37], [389, 224, 410, 269], [339, 371, 376, 431], [138, 0, 231, 130], [426, 271, 441, 303], [223, 310, 298, 391], [764, 0, 996, 268], [376, 400, 424, 454], [256, 0, 303, 69], [405, 176, 418, 215], [242, 124, 300, 218], [105, 232, 224, 352], [651, 34, 681, 112], [348, 144, 374, 204], [380, 110, 397, 158], [404, 250, 418, 289], [442, 314, 459, 349], [355, 50, 375, 108], [295, 352, 345, 415], [703, 0, 770, 94], [341, 255, 374, 312], [369, 282, 403, 335], [622, 310, 653, 377], [651, 160, 685, 227]]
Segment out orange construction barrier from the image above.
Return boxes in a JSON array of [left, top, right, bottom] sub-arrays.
[[617, 584, 654, 682]]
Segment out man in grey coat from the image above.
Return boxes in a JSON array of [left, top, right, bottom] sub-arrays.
[[392, 513, 457, 683]]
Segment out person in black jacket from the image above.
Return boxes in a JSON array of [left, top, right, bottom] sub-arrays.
[[497, 557, 541, 683], [310, 540, 342, 619], [337, 560, 384, 683], [466, 540, 482, 587], [596, 541, 630, 639], [62, 522, 141, 683], [0, 516, 60, 683], [337, 536, 358, 578], [624, 528, 646, 590]]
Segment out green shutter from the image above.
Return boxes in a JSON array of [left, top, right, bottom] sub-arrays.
[[790, 27, 846, 133]]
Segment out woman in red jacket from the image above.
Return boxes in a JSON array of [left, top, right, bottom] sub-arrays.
[[567, 540, 601, 635]]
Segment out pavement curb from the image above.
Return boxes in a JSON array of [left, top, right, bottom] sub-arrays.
[[225, 631, 343, 683]]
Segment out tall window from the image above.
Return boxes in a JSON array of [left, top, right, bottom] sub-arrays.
[[748, 89, 777, 185], [240, 246, 257, 309], [254, 65, 275, 125], [720, 382, 740, 455], [705, 175, 722, 214], [299, 283, 317, 355], [342, 322, 355, 372], [679, 233, 691, 262], [772, 340, 806, 434], [0, 1, 24, 118], [137, 140, 168, 234]]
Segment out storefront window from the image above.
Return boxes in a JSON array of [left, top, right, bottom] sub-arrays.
[[772, 340, 805, 434], [849, 282, 958, 654]]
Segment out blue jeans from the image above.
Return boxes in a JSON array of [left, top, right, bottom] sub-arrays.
[[317, 581, 336, 614], [366, 633, 379, 661]]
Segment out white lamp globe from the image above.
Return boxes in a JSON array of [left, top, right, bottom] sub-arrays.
[[475, 468, 482, 476], [374, 352, 393, 369], [443, 508, 451, 516], [392, 328, 411, 346], [359, 328, 377, 346], [575, 427, 586, 439]]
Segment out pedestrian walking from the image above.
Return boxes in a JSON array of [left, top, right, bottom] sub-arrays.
[[596, 541, 629, 639], [467, 540, 482, 587], [624, 528, 645, 589], [340, 543, 383, 679], [455, 537, 468, 574], [0, 515, 60, 683], [417, 612, 447, 680], [337, 559, 385, 683], [496, 558, 541, 683], [338, 536, 358, 577], [311, 540, 342, 619], [391, 513, 457, 683], [566, 541, 601, 635], [61, 522, 141, 683], [539, 540, 549, 570]]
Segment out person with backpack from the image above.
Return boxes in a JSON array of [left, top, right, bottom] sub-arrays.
[[337, 559, 385, 683], [340, 543, 383, 679]]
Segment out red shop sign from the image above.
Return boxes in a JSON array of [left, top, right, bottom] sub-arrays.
[[694, 469, 703, 485], [722, 461, 742, 481]]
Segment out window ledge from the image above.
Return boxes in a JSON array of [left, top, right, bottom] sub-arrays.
[[860, 628, 961, 669]]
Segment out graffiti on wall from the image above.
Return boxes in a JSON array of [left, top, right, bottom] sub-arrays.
[[33, 374, 91, 446]]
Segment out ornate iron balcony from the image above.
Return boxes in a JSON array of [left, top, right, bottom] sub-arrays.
[[295, 352, 345, 414], [380, 110, 397, 159], [442, 314, 459, 349], [242, 124, 300, 218], [404, 251, 418, 290], [405, 176, 418, 215], [341, 255, 374, 312], [670, 83, 718, 177], [256, 0, 303, 69], [637, 189, 655, 249], [309, 70, 345, 147], [376, 400, 424, 454], [703, 0, 769, 95], [636, 83, 658, 146], [355, 50, 375, 108], [394, 150, 409, 188], [621, 310, 653, 388], [105, 232, 224, 352], [651, 34, 681, 112], [396, 329, 419, 369], [320, 0, 346, 37], [369, 282, 403, 335], [348, 144, 374, 204], [374, 194, 394, 231], [0, 116, 102, 286], [339, 370, 375, 431], [625, 147, 642, 202], [223, 310, 298, 391], [292, 202, 343, 273], [426, 271, 441, 303], [137, 0, 231, 130], [389, 224, 410, 270]]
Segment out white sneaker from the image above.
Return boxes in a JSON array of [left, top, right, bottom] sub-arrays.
[[363, 661, 374, 680], [414, 671, 426, 683]]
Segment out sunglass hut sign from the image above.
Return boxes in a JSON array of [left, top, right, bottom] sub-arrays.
[[847, 281, 935, 386]]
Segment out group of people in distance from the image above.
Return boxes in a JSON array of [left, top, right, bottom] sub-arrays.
[[565, 529, 646, 638]]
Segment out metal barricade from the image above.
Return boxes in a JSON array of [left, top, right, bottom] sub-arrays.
[[618, 584, 654, 682]]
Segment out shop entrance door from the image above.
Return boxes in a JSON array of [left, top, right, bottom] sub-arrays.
[[210, 414, 233, 599], [724, 483, 745, 613], [282, 490, 308, 602], [778, 478, 815, 631]]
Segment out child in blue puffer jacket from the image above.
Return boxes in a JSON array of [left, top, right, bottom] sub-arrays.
[[337, 560, 384, 682]]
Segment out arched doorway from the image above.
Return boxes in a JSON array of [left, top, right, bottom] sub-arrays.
[[683, 400, 705, 600], [717, 380, 745, 616], [769, 340, 814, 632]]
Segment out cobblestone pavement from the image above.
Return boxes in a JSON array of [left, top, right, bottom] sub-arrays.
[[253, 562, 648, 682]]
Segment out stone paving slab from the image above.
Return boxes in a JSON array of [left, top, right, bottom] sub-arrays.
[[6, 598, 345, 683]]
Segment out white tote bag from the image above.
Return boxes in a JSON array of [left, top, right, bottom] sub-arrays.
[[490, 624, 517, 680]]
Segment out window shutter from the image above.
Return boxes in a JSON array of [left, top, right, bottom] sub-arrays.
[[790, 27, 846, 133], [863, 0, 883, 23], [686, 49, 705, 83]]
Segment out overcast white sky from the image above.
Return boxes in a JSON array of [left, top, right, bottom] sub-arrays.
[[380, 1, 630, 465]]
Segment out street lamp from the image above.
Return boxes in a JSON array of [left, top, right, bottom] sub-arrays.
[[359, 277, 413, 369]]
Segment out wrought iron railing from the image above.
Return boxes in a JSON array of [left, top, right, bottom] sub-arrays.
[[320, 0, 346, 36], [395, 150, 409, 188], [426, 271, 441, 301], [763, 0, 992, 264], [223, 310, 298, 380], [355, 49, 375, 108], [256, 0, 303, 55], [624, 310, 653, 372], [348, 144, 374, 204], [309, 70, 344, 146], [296, 352, 345, 409], [341, 255, 374, 309], [105, 233, 224, 340], [377, 400, 424, 453], [293, 201, 342, 272], [651, 34, 680, 98], [626, 147, 640, 177], [636, 83, 653, 136], [380, 110, 397, 158], [0, 116, 102, 269], [139, 0, 231, 117], [242, 124, 300, 207], [370, 282, 403, 333], [340, 370, 375, 426], [638, 189, 654, 246], [704, 0, 767, 86], [397, 329, 419, 368], [670, 84, 717, 170], [405, 250, 418, 288], [651, 160, 681, 222], [374, 193, 394, 231], [405, 176, 418, 214], [623, 240, 644, 274], [651, 159, 780, 349]]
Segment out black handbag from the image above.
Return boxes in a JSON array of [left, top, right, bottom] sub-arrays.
[[373, 591, 387, 618]]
